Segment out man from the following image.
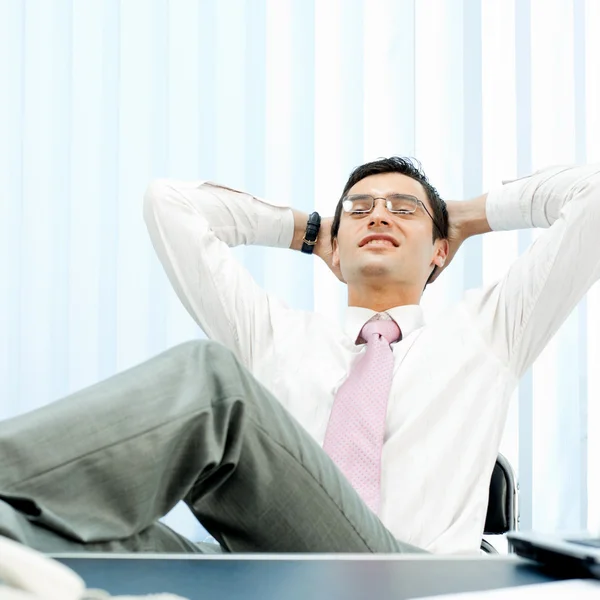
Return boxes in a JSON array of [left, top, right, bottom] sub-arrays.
[[1, 158, 598, 555]]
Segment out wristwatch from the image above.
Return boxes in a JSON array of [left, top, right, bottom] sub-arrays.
[[301, 212, 321, 254]]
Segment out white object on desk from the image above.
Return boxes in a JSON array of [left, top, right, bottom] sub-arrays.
[[409, 579, 600, 599], [0, 535, 84, 600], [0, 536, 189, 600]]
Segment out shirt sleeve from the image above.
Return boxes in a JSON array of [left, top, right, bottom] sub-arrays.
[[143, 179, 294, 369], [463, 164, 600, 378]]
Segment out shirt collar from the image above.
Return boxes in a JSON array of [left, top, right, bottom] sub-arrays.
[[344, 305, 425, 345]]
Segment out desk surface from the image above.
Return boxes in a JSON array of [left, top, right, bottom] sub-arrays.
[[53, 554, 567, 600]]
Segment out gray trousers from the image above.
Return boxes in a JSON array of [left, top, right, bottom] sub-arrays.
[[0, 341, 423, 554]]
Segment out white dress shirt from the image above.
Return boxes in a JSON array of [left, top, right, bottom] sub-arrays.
[[144, 164, 600, 554]]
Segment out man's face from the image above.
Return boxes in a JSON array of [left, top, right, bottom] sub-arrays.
[[332, 172, 445, 288]]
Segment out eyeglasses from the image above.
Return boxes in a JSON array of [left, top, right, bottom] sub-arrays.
[[342, 194, 443, 237]]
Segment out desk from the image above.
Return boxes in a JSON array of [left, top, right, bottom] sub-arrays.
[[52, 554, 567, 599]]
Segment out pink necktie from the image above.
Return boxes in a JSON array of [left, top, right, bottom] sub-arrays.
[[323, 316, 401, 514]]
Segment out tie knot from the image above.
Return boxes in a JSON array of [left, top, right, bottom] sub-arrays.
[[360, 318, 402, 345]]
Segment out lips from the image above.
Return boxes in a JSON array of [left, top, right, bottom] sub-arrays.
[[359, 234, 399, 248]]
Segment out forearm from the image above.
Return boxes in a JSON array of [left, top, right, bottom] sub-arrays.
[[485, 165, 600, 233], [289, 209, 310, 251], [457, 164, 600, 239], [147, 180, 294, 249], [453, 194, 492, 240]]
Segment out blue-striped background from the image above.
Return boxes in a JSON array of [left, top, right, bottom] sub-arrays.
[[1, 0, 599, 543]]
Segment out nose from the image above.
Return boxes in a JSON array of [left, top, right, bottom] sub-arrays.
[[369, 198, 390, 227]]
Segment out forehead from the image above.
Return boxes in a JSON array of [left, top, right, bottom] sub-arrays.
[[348, 172, 428, 203]]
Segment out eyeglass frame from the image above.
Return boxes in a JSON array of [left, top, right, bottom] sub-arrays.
[[341, 193, 444, 239]]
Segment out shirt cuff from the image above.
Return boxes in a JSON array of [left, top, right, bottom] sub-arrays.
[[257, 203, 294, 249], [485, 176, 535, 232]]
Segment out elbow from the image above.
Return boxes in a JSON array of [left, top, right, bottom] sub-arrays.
[[143, 179, 172, 222], [571, 172, 600, 225], [144, 179, 192, 230]]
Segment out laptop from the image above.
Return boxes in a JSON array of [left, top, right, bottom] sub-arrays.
[[508, 531, 600, 578]]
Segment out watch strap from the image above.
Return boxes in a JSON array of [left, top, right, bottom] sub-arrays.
[[301, 212, 321, 254]]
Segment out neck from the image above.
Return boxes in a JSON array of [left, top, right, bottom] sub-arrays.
[[347, 282, 422, 312]]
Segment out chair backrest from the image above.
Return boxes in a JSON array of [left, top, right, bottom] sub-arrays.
[[484, 453, 517, 535]]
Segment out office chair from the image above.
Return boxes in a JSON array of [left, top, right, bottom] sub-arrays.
[[481, 453, 518, 554]]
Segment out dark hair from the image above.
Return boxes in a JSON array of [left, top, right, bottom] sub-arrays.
[[330, 156, 449, 284]]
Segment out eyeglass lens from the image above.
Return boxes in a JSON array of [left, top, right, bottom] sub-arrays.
[[343, 194, 418, 214]]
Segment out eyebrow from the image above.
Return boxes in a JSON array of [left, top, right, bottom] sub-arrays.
[[345, 193, 420, 199]]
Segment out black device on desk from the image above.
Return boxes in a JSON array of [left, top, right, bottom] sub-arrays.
[[508, 531, 600, 579], [52, 554, 563, 600]]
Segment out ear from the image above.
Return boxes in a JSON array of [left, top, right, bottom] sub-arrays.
[[332, 238, 340, 268], [433, 238, 449, 267]]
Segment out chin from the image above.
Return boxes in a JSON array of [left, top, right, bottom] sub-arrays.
[[356, 258, 395, 278], [341, 253, 399, 280]]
